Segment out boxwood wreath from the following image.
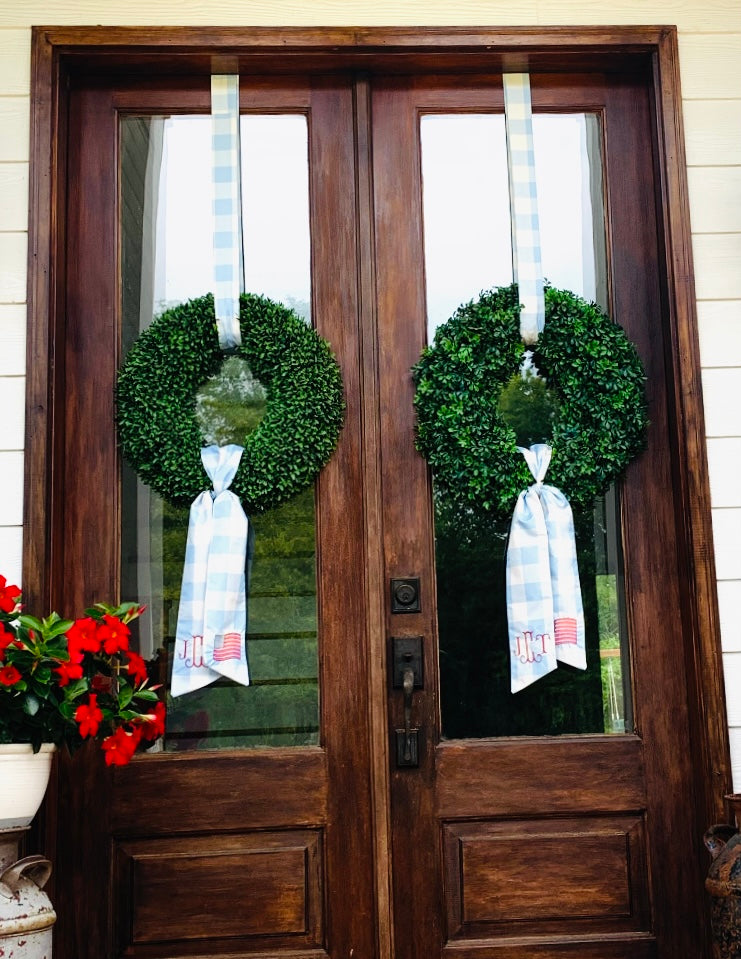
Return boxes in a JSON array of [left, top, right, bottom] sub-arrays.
[[412, 283, 648, 520], [116, 293, 344, 514]]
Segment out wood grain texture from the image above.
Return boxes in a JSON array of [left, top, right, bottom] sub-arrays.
[[436, 738, 646, 818], [354, 74, 396, 959], [37, 65, 377, 959], [372, 73, 446, 959], [116, 831, 323, 948], [443, 816, 649, 938], [111, 750, 329, 834], [23, 25, 730, 959], [442, 936, 657, 959]]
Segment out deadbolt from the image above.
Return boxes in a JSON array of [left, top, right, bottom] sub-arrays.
[[391, 577, 420, 613]]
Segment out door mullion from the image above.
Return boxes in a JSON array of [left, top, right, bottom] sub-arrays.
[[353, 72, 396, 959]]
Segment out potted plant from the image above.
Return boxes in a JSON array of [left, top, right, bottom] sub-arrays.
[[0, 573, 163, 828]]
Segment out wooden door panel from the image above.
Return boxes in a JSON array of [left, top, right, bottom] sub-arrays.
[[57, 74, 375, 959], [373, 70, 704, 958], [443, 816, 649, 936], [110, 750, 328, 834], [115, 830, 324, 951], [436, 738, 645, 816], [42, 39, 716, 959]]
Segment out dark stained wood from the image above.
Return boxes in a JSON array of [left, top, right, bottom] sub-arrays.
[[436, 738, 645, 817], [653, 28, 731, 837], [601, 71, 709, 957], [116, 830, 322, 949], [371, 75, 446, 959], [443, 816, 649, 938], [308, 77, 378, 959], [25, 25, 726, 959], [442, 938, 657, 959], [353, 74, 396, 959], [39, 71, 376, 959], [373, 67, 715, 959], [111, 749, 328, 834]]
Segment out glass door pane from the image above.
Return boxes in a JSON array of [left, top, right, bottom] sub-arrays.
[[120, 113, 319, 749], [420, 112, 631, 737]]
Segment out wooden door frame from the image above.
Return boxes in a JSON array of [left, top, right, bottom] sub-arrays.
[[26, 23, 729, 952]]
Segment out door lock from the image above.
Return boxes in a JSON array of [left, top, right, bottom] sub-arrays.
[[392, 636, 423, 767], [390, 577, 420, 614]]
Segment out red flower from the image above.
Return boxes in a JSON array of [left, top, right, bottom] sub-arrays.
[[0, 624, 15, 661], [66, 617, 101, 656], [74, 693, 103, 738], [97, 615, 130, 655], [138, 700, 166, 741], [0, 664, 22, 686], [101, 725, 142, 766], [54, 660, 84, 686], [126, 651, 148, 686], [0, 575, 21, 614]]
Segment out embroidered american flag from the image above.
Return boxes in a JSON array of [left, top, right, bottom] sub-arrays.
[[554, 617, 578, 646], [213, 631, 243, 662]]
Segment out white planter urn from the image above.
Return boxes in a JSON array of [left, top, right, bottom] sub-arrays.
[[0, 744, 56, 957], [0, 744, 55, 831]]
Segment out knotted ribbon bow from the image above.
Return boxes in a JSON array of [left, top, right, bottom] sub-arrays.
[[171, 444, 250, 697], [505, 444, 586, 693]]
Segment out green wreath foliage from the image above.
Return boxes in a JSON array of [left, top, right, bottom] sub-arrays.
[[116, 293, 344, 514], [412, 284, 648, 520]]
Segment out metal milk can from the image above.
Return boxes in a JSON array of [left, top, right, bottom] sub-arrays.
[[0, 855, 56, 958], [706, 794, 741, 959]]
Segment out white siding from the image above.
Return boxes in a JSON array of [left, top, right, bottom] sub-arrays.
[[0, 1, 739, 779]]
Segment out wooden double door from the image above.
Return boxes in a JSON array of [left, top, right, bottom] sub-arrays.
[[41, 40, 718, 959]]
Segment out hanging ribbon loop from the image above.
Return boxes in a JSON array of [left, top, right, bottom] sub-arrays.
[[503, 73, 545, 346], [506, 444, 586, 693], [211, 74, 244, 350], [172, 444, 250, 697]]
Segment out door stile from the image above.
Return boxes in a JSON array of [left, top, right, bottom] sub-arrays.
[[372, 78, 446, 959], [351, 73, 396, 959], [309, 77, 379, 958]]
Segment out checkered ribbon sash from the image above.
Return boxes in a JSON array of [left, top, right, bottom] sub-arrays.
[[503, 73, 544, 346], [505, 444, 586, 693], [171, 444, 250, 697], [211, 74, 244, 350]]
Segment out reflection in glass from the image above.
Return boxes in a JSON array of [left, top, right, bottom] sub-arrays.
[[119, 114, 318, 750], [420, 112, 631, 737]]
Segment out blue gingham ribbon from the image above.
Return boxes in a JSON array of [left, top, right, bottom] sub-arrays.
[[171, 445, 250, 697], [503, 73, 544, 346], [211, 74, 244, 350], [506, 445, 586, 693]]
